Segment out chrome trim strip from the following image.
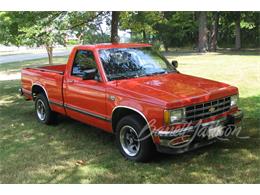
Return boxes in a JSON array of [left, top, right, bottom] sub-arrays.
[[26, 67, 64, 75], [32, 83, 49, 100], [185, 105, 230, 119], [186, 96, 231, 108], [112, 106, 152, 132], [32, 84, 111, 122], [49, 100, 64, 107], [156, 117, 227, 137], [156, 126, 194, 136], [185, 100, 230, 114], [201, 117, 227, 126], [185, 96, 231, 122], [64, 104, 111, 122]]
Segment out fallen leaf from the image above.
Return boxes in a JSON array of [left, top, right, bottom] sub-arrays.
[[75, 160, 86, 166], [23, 133, 32, 138]]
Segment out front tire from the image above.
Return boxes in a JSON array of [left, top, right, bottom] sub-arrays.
[[35, 93, 56, 125], [116, 115, 155, 162]]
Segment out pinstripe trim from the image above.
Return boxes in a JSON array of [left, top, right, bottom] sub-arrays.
[[49, 100, 64, 107], [49, 101, 111, 122], [64, 104, 111, 122]]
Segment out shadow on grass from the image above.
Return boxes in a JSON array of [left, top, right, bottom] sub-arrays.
[[1, 80, 259, 183], [163, 49, 260, 58]]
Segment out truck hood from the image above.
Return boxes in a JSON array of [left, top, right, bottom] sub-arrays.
[[115, 73, 238, 108]]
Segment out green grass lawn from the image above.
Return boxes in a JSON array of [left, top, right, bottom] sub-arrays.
[[0, 50, 259, 183]]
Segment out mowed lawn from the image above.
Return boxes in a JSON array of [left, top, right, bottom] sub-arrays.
[[0, 50, 259, 183]]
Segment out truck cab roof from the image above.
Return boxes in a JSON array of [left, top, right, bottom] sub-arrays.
[[74, 43, 152, 50]]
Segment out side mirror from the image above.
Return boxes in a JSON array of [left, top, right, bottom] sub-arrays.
[[82, 68, 97, 80], [171, 60, 178, 69]]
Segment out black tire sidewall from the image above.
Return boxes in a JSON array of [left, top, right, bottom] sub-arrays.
[[116, 115, 154, 162], [35, 94, 52, 124]]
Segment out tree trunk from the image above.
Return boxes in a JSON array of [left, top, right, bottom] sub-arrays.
[[235, 13, 241, 50], [111, 11, 120, 43], [142, 30, 147, 42], [46, 46, 53, 65], [163, 40, 169, 52], [210, 12, 219, 52], [255, 14, 259, 48], [197, 12, 208, 52], [164, 45, 169, 52]]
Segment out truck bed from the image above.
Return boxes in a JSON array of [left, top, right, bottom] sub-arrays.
[[21, 64, 66, 114]]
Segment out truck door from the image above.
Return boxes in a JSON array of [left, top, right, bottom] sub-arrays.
[[63, 49, 111, 131]]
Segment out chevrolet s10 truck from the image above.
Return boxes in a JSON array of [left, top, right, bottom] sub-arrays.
[[20, 43, 243, 162]]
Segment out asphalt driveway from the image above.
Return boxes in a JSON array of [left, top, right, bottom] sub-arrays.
[[0, 50, 70, 64]]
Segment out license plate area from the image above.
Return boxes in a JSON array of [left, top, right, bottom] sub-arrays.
[[207, 125, 224, 139]]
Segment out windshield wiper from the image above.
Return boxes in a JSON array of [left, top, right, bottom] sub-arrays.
[[109, 73, 138, 81], [145, 71, 167, 76], [109, 70, 173, 80], [109, 75, 130, 80]]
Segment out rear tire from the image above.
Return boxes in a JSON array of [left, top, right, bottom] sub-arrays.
[[116, 114, 155, 162], [35, 93, 57, 125]]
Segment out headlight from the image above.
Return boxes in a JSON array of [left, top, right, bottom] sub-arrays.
[[164, 108, 185, 125], [231, 95, 239, 107]]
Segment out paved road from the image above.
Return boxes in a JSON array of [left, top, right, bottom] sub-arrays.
[[0, 50, 70, 64]]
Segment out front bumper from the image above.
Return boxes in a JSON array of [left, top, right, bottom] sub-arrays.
[[19, 88, 23, 96], [155, 110, 243, 154], [19, 87, 32, 100]]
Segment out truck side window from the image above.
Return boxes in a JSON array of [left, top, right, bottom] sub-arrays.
[[72, 50, 97, 77]]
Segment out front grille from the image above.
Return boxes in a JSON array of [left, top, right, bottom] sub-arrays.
[[185, 97, 231, 122]]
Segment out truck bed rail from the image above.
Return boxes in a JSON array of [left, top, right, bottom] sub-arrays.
[[24, 67, 64, 75]]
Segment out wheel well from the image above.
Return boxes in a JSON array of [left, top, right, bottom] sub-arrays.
[[32, 85, 47, 100], [112, 107, 148, 133]]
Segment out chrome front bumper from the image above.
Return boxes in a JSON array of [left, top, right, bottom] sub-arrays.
[[155, 110, 243, 154], [19, 88, 23, 96]]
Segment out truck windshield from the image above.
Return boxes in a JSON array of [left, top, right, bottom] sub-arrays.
[[99, 47, 176, 81]]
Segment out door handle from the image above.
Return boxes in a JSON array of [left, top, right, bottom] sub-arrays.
[[67, 80, 74, 84]]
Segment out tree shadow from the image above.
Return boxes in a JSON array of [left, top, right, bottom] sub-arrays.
[[162, 48, 260, 58], [214, 50, 260, 56]]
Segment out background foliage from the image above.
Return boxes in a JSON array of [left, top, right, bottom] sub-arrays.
[[0, 11, 259, 62]]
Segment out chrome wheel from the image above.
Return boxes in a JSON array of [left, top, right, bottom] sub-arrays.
[[119, 125, 140, 157], [36, 99, 46, 121]]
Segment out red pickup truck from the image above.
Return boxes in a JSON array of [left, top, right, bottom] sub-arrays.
[[20, 43, 243, 162]]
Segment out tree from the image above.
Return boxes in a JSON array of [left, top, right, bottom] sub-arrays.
[[235, 12, 241, 50], [1, 11, 259, 58], [209, 12, 219, 52], [0, 11, 103, 64], [0, 12, 26, 46], [120, 12, 163, 43], [66, 11, 105, 44], [217, 12, 259, 49], [197, 12, 208, 52], [82, 29, 110, 44], [153, 12, 197, 51], [22, 12, 69, 64], [0, 12, 68, 64], [111, 11, 120, 43]]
